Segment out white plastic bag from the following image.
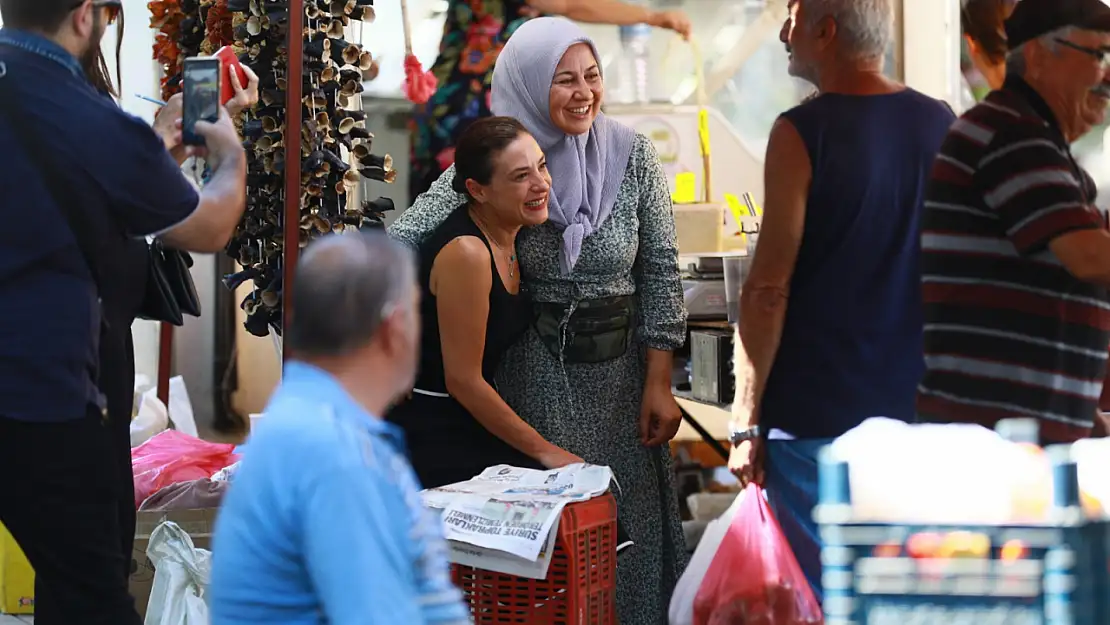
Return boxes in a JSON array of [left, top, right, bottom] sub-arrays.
[[130, 375, 197, 446], [145, 521, 211, 625], [168, 376, 198, 438], [668, 489, 745, 625], [131, 390, 170, 448], [831, 417, 1052, 524], [210, 461, 240, 483]]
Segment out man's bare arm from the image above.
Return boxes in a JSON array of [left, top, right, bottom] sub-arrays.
[[1050, 229, 1110, 285], [159, 111, 248, 253], [732, 117, 811, 429]]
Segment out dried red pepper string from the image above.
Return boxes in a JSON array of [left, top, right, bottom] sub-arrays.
[[204, 0, 236, 51], [149, 0, 185, 100]]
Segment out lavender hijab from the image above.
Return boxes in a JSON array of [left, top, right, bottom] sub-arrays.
[[491, 17, 637, 275]]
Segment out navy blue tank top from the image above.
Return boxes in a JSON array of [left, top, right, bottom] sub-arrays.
[[759, 90, 955, 439]]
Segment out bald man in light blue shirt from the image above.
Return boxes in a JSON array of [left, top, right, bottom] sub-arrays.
[[209, 233, 470, 625]]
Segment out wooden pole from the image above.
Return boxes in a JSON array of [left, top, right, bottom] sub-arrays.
[[281, 0, 305, 363]]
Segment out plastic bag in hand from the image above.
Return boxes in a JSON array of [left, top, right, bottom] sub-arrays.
[[670, 490, 747, 625], [132, 430, 239, 508], [693, 484, 822, 625]]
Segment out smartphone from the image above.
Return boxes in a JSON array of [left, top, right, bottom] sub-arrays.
[[215, 46, 248, 106], [182, 57, 222, 146]]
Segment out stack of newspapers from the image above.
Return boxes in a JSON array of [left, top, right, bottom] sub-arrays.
[[422, 464, 613, 579]]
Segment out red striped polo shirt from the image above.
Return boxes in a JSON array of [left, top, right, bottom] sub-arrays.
[[917, 77, 1110, 443]]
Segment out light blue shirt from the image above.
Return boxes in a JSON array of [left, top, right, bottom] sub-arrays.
[[209, 362, 471, 625]]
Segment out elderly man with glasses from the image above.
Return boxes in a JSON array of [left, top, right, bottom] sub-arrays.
[[919, 0, 1110, 444], [0, 0, 247, 622]]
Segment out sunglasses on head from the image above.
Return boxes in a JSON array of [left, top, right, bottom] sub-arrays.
[[71, 0, 123, 25]]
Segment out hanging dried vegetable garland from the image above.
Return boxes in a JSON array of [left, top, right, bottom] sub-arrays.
[[150, 0, 186, 100], [202, 0, 237, 54], [220, 0, 397, 338]]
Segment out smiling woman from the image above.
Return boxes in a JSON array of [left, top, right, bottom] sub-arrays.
[[387, 116, 579, 488], [407, 0, 692, 205], [548, 43, 602, 135]]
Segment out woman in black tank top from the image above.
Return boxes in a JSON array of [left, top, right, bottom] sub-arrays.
[[387, 117, 583, 488]]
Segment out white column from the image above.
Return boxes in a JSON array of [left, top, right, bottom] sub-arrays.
[[900, 0, 962, 107]]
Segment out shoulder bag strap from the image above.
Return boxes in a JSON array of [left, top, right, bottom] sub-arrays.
[[0, 59, 103, 290]]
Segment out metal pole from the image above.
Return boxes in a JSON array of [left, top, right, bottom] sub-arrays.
[[282, 0, 305, 362]]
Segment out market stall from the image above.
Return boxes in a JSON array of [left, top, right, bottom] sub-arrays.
[[127, 3, 627, 621]]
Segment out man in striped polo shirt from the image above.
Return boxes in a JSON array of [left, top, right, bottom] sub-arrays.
[[919, 0, 1110, 444]]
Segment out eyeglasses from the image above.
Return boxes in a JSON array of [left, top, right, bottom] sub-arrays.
[[71, 0, 122, 25], [1054, 38, 1110, 70]]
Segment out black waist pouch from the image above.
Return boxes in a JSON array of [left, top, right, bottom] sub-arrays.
[[534, 296, 635, 364]]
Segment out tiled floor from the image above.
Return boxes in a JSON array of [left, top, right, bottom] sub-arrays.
[[0, 616, 32, 624]]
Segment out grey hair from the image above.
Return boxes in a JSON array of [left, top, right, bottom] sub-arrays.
[[1006, 26, 1075, 76], [804, 0, 894, 60], [286, 230, 417, 357]]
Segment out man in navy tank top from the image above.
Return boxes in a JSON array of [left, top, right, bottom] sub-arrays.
[[727, 0, 955, 602]]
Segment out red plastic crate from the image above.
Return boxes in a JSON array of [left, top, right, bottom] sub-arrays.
[[451, 493, 617, 625]]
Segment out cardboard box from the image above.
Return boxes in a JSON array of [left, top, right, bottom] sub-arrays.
[[130, 508, 218, 619], [674, 203, 724, 255], [0, 523, 33, 614]]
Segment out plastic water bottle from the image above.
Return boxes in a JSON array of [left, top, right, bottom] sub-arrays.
[[617, 23, 652, 104]]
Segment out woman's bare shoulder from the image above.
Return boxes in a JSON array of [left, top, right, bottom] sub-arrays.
[[431, 235, 493, 295], [437, 235, 491, 268]]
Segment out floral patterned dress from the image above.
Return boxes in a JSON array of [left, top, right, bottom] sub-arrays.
[[409, 0, 540, 201]]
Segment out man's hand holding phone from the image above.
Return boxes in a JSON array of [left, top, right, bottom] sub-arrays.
[[179, 54, 245, 171], [187, 107, 245, 172]]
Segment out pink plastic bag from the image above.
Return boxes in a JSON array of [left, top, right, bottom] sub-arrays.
[[131, 430, 239, 508], [693, 484, 823, 625]]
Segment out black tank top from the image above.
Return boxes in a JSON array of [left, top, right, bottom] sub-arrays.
[[388, 205, 538, 488], [412, 204, 531, 393]]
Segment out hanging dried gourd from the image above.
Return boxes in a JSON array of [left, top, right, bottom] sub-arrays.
[[219, 0, 395, 338]]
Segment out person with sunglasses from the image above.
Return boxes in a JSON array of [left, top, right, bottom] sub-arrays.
[[920, 0, 1110, 445], [74, 24, 257, 624], [0, 0, 248, 622]]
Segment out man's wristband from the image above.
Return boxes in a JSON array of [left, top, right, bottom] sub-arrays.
[[728, 424, 761, 447]]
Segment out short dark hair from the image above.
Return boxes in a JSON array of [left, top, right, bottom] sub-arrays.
[[0, 0, 80, 32], [962, 0, 1017, 63], [286, 231, 417, 358], [451, 116, 530, 198]]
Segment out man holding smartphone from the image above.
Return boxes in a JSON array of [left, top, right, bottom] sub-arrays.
[[0, 1, 248, 622]]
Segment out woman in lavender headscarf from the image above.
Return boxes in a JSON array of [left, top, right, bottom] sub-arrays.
[[390, 17, 687, 623]]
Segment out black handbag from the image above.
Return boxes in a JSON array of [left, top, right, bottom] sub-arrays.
[[0, 60, 200, 327], [138, 239, 201, 325]]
